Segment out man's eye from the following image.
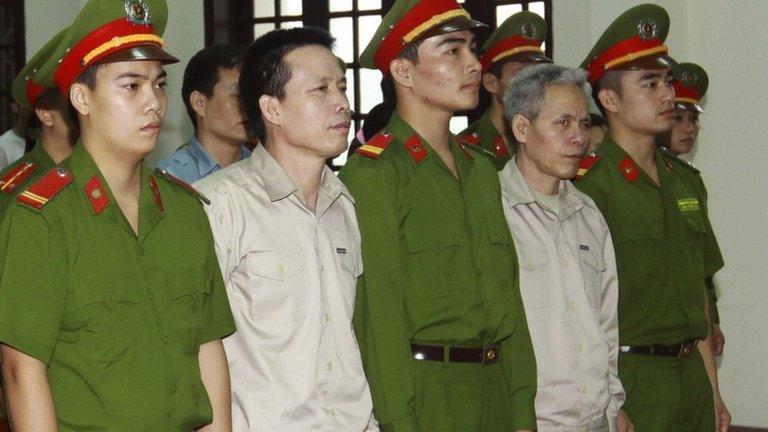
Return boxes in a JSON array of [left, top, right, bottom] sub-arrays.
[[314, 86, 328, 93], [156, 81, 167, 89], [124, 83, 138, 90]]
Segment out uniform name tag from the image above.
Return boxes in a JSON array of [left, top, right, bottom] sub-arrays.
[[677, 197, 700, 212], [579, 245, 590, 251], [336, 248, 347, 254]]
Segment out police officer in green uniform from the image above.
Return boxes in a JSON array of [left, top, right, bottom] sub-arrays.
[[458, 11, 551, 170], [339, 1, 537, 431], [574, 5, 730, 432], [658, 62, 726, 356], [0, 27, 76, 215], [0, 27, 76, 429], [0, 1, 236, 430]]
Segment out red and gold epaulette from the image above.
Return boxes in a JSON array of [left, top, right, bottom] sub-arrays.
[[456, 133, 480, 146], [0, 161, 37, 194], [574, 153, 600, 180], [356, 132, 393, 159], [154, 168, 211, 205], [17, 167, 72, 209]]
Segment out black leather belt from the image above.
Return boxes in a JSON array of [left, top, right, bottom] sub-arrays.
[[619, 339, 698, 358], [410, 343, 500, 365]]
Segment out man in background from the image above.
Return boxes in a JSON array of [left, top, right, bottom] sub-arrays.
[[157, 43, 250, 183]]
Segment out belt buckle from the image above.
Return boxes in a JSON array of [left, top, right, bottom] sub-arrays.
[[678, 341, 694, 358], [482, 346, 498, 364]]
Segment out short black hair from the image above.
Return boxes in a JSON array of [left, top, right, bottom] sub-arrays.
[[182, 43, 246, 131], [240, 27, 335, 142]]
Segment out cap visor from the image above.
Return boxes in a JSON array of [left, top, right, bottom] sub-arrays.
[[675, 101, 703, 113], [420, 16, 488, 40], [97, 45, 180, 65], [614, 53, 677, 72]]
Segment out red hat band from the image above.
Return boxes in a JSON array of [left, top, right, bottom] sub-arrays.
[[54, 18, 163, 95], [587, 35, 668, 85], [373, 0, 469, 74], [26, 79, 47, 107], [673, 82, 700, 104], [480, 35, 543, 72]]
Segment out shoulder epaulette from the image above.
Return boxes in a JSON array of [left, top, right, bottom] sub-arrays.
[[574, 152, 601, 180], [404, 134, 428, 163], [154, 168, 211, 205], [17, 167, 72, 209], [356, 132, 393, 159], [456, 133, 480, 146], [0, 160, 37, 194], [659, 146, 700, 174]]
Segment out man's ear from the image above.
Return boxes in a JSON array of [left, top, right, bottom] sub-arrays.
[[189, 90, 208, 119], [69, 83, 90, 117], [34, 103, 55, 127], [258, 94, 280, 128], [511, 114, 530, 144], [482, 72, 500, 95], [390, 58, 414, 89], [597, 88, 620, 115]]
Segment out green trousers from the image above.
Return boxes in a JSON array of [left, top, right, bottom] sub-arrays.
[[619, 350, 715, 432], [410, 359, 514, 432]]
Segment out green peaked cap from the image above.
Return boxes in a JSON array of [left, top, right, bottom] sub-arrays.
[[479, 11, 551, 71], [36, 0, 178, 94], [359, 0, 486, 73], [580, 4, 675, 85], [671, 62, 708, 112], [10, 27, 68, 109]]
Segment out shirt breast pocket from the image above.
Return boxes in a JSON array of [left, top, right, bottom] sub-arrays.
[[404, 222, 466, 297], [70, 275, 142, 363], [579, 248, 606, 309], [246, 249, 307, 324], [518, 246, 551, 309]]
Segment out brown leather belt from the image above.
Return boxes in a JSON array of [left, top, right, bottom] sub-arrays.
[[410, 343, 500, 365], [619, 339, 698, 358]]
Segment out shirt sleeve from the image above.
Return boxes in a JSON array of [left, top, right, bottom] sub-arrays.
[[0, 206, 67, 364], [198, 199, 236, 344], [599, 215, 625, 412], [695, 176, 724, 323], [339, 160, 420, 432]]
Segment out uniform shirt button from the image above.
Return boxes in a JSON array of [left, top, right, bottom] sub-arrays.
[[171, 384, 177, 393], [163, 336, 169, 344], [577, 343, 584, 352], [148, 293, 154, 300], [326, 362, 333, 371], [568, 301, 576, 310]]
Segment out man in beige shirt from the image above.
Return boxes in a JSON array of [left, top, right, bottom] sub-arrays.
[[195, 27, 376, 431], [498, 64, 630, 432]]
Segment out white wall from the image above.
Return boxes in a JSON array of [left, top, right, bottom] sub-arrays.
[[24, 0, 202, 167], [553, 0, 768, 427]]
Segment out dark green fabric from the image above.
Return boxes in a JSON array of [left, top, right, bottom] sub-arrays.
[[459, 112, 510, 171], [619, 350, 714, 431], [340, 113, 536, 431], [575, 137, 709, 346], [0, 144, 235, 431], [664, 152, 724, 324], [0, 142, 56, 215]]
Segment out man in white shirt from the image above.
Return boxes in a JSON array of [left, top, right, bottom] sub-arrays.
[[195, 27, 376, 432], [498, 63, 630, 432]]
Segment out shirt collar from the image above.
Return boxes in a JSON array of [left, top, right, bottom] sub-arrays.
[[500, 155, 583, 219], [186, 136, 220, 178]]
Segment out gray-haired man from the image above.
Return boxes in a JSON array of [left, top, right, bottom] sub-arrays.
[[498, 64, 631, 432]]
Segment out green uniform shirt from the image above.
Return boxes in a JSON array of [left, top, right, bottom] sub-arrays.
[[663, 150, 724, 323], [339, 113, 536, 431], [0, 144, 236, 431], [0, 142, 55, 215], [575, 137, 710, 346], [459, 111, 511, 171]]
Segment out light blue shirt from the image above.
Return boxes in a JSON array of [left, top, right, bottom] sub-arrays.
[[156, 136, 251, 184]]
